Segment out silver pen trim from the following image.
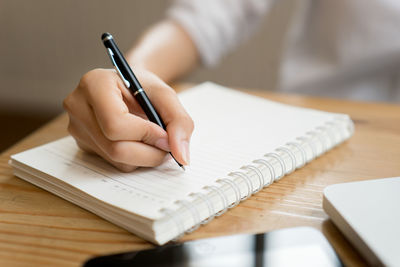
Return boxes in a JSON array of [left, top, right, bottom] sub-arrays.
[[106, 48, 130, 88], [134, 88, 144, 96]]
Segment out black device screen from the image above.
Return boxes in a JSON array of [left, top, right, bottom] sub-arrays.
[[83, 227, 343, 267]]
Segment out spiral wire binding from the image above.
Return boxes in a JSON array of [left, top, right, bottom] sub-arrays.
[[338, 116, 354, 134], [252, 158, 275, 186], [189, 192, 215, 224], [327, 116, 353, 143], [241, 164, 265, 192], [316, 127, 333, 150], [316, 128, 330, 152], [325, 121, 342, 143], [286, 142, 306, 168], [313, 128, 327, 149], [307, 131, 327, 155], [216, 178, 241, 208], [175, 200, 201, 233], [297, 136, 317, 161], [159, 117, 353, 241], [317, 126, 336, 148], [276, 146, 297, 174], [203, 185, 228, 216], [264, 152, 286, 181], [228, 171, 254, 200], [326, 124, 338, 146]]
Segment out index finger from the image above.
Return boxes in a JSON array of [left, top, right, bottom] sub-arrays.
[[141, 75, 194, 165], [82, 69, 168, 144]]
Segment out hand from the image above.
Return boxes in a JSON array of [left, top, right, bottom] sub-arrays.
[[63, 68, 194, 172]]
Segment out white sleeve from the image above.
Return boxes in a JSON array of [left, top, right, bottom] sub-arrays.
[[167, 0, 273, 67]]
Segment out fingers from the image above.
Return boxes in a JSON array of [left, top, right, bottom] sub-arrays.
[[64, 69, 169, 171], [64, 68, 194, 170], [166, 118, 193, 166], [81, 69, 170, 149], [137, 72, 194, 165], [75, 133, 138, 173], [66, 102, 168, 168]]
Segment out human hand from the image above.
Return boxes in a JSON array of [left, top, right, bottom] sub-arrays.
[[63, 68, 194, 172]]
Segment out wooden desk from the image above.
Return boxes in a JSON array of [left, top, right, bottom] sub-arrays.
[[1, 87, 399, 266]]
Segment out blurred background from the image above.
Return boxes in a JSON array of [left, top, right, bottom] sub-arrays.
[[0, 0, 293, 151]]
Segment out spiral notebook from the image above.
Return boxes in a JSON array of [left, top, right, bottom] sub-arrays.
[[9, 82, 354, 245]]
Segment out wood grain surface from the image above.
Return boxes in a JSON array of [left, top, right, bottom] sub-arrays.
[[1, 85, 399, 266]]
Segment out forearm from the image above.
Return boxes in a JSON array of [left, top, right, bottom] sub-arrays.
[[126, 20, 199, 84]]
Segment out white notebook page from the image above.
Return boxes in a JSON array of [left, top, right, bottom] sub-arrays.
[[11, 82, 346, 221]]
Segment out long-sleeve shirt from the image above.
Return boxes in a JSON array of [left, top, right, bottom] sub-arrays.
[[168, 0, 400, 102]]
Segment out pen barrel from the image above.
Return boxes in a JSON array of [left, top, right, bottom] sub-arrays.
[[135, 90, 166, 130], [102, 36, 142, 91]]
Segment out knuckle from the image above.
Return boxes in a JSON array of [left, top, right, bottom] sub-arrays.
[[141, 122, 153, 142], [78, 69, 103, 92], [63, 93, 74, 112], [79, 71, 93, 89], [106, 142, 125, 162], [102, 120, 122, 141], [80, 69, 101, 82]]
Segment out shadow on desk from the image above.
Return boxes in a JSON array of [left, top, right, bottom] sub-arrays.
[[322, 220, 368, 267]]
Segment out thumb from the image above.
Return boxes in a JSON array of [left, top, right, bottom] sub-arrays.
[[167, 116, 194, 166], [132, 71, 194, 165]]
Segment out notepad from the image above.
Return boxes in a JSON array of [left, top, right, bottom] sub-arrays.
[[9, 82, 354, 245]]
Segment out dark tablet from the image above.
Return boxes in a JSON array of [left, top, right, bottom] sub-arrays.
[[84, 227, 343, 267]]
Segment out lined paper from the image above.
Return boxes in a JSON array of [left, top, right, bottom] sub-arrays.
[[11, 82, 347, 221]]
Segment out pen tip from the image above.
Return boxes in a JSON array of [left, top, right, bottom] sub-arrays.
[[181, 165, 186, 171]]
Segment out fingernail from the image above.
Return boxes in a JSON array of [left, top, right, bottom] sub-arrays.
[[155, 138, 170, 152], [181, 140, 190, 165]]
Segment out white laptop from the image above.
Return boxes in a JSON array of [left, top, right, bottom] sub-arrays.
[[323, 177, 400, 266]]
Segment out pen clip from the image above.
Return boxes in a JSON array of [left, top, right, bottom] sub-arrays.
[[106, 48, 131, 88]]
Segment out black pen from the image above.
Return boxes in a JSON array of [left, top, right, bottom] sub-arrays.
[[101, 32, 184, 170]]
